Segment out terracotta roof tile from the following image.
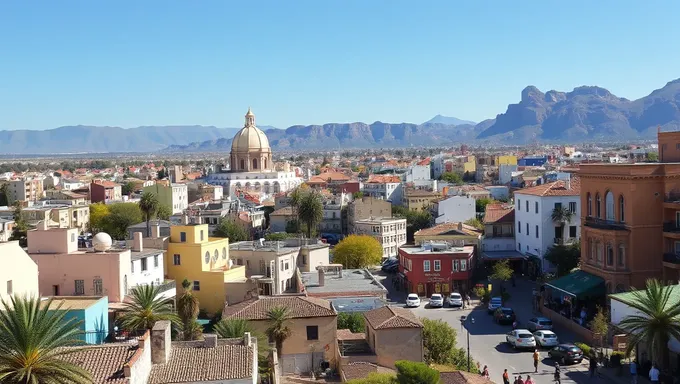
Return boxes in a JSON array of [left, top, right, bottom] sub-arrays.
[[414, 222, 481, 237], [366, 175, 401, 184], [222, 296, 336, 320], [61, 344, 138, 383], [337, 329, 366, 341], [270, 206, 294, 216], [514, 177, 580, 197], [440, 371, 497, 384], [364, 306, 422, 330], [341, 362, 396, 381], [483, 204, 515, 224]]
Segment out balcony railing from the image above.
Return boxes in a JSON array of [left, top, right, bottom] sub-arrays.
[[663, 222, 680, 233], [663, 253, 680, 264], [152, 280, 176, 293], [584, 217, 627, 231], [553, 237, 576, 245]]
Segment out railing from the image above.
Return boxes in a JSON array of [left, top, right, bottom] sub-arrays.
[[663, 253, 680, 264], [663, 222, 680, 233], [665, 191, 680, 203], [584, 217, 627, 230], [553, 237, 576, 245], [152, 280, 176, 293]]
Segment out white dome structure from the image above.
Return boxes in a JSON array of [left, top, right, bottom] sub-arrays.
[[230, 108, 272, 172], [92, 232, 113, 252]]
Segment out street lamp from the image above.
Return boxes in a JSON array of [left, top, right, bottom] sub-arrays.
[[460, 315, 475, 372]]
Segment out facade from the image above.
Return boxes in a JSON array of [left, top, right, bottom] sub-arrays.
[[0, 241, 39, 304], [404, 188, 441, 212], [6, 178, 44, 203], [269, 206, 294, 233], [514, 178, 581, 273], [127, 233, 175, 301], [347, 197, 392, 234], [43, 297, 109, 344], [499, 164, 519, 184], [363, 306, 424, 369], [229, 240, 300, 296], [398, 244, 475, 296], [353, 218, 407, 259], [404, 163, 431, 182], [0, 218, 15, 242], [90, 180, 122, 203], [320, 193, 349, 234], [299, 267, 387, 311], [431, 195, 476, 224], [143, 183, 188, 214], [206, 109, 302, 198], [413, 222, 481, 249], [362, 175, 403, 205], [481, 203, 516, 252]]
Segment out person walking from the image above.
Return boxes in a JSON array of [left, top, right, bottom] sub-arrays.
[[481, 366, 490, 379], [532, 349, 540, 373], [502, 369, 510, 384], [513, 376, 519, 384], [589, 352, 597, 378], [630, 360, 637, 384], [524, 375, 535, 384], [649, 364, 660, 383], [517, 376, 524, 384]]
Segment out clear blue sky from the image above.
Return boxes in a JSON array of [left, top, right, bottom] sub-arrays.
[[1, 0, 679, 130]]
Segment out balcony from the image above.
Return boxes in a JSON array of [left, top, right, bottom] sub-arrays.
[[554, 237, 576, 246], [663, 222, 680, 232], [663, 253, 680, 264], [584, 217, 628, 231]]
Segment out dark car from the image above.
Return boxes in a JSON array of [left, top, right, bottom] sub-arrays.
[[548, 343, 584, 365], [494, 307, 516, 325]]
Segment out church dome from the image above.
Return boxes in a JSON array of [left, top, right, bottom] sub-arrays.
[[231, 108, 271, 153]]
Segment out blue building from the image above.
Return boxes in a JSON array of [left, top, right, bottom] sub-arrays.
[[44, 296, 109, 344], [518, 156, 548, 167]]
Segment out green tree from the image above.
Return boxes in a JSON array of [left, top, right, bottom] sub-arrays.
[[0, 296, 92, 384], [298, 190, 323, 238], [394, 360, 439, 384], [647, 152, 659, 162], [214, 218, 250, 242], [464, 217, 484, 230], [589, 306, 609, 354], [264, 232, 292, 241], [265, 307, 292, 355], [9, 202, 29, 247], [347, 373, 396, 384], [177, 279, 202, 341], [121, 181, 136, 196], [422, 318, 458, 364], [439, 172, 463, 185], [101, 203, 143, 240], [490, 259, 513, 292], [475, 197, 492, 213], [285, 218, 301, 234], [618, 279, 680, 369], [352, 191, 364, 199], [0, 183, 8, 206], [139, 192, 159, 238], [156, 168, 168, 179], [88, 202, 110, 233], [214, 318, 255, 339], [551, 206, 573, 241], [337, 312, 365, 333], [332, 235, 383, 268], [118, 284, 179, 332], [156, 204, 172, 221], [544, 242, 580, 277]]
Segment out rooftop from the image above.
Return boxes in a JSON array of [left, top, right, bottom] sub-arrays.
[[355, 217, 406, 224], [40, 296, 104, 311], [364, 305, 422, 330], [610, 283, 680, 309], [400, 244, 474, 256], [341, 362, 396, 382], [414, 222, 481, 237], [514, 178, 580, 197], [229, 240, 299, 255], [301, 268, 387, 296], [270, 206, 293, 216], [483, 203, 515, 224], [366, 175, 401, 184], [130, 247, 165, 261], [61, 344, 137, 384], [222, 296, 336, 320]]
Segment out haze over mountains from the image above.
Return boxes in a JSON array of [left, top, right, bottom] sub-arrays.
[[2, 79, 679, 154]]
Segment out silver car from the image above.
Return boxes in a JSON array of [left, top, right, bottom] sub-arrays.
[[429, 294, 444, 308], [506, 329, 537, 349], [527, 317, 553, 332], [448, 292, 463, 307], [533, 330, 559, 348]]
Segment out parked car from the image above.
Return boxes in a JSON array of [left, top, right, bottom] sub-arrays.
[[505, 329, 537, 349], [548, 343, 583, 365], [488, 297, 503, 314], [406, 293, 421, 308], [429, 294, 444, 308], [533, 330, 559, 348], [527, 317, 553, 332], [448, 292, 463, 307], [493, 307, 516, 325]]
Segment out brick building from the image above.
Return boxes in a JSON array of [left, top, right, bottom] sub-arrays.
[[398, 243, 475, 297]]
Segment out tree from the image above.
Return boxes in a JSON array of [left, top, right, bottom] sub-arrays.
[[332, 235, 383, 268], [439, 172, 463, 185], [297, 190, 323, 238], [265, 307, 292, 354], [544, 242, 580, 277], [176, 279, 202, 341], [618, 279, 680, 369], [464, 217, 484, 230], [101, 203, 143, 240], [337, 312, 365, 333], [121, 181, 136, 196], [647, 152, 659, 162], [118, 284, 179, 332], [139, 192, 159, 239], [214, 318, 255, 339], [285, 218, 301, 234], [475, 197, 492, 213], [422, 318, 458, 364], [0, 183, 8, 206], [88, 203, 110, 233], [264, 232, 292, 241], [156, 168, 168, 179], [490, 259, 513, 292], [214, 218, 250, 242], [156, 204, 172, 221], [392, 206, 433, 243], [347, 373, 396, 384], [589, 306, 609, 354], [0, 296, 92, 384], [551, 206, 573, 240], [352, 191, 364, 199], [9, 202, 29, 247], [394, 360, 439, 384]]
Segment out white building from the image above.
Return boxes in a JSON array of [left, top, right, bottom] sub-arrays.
[[405, 162, 431, 182], [229, 240, 301, 295], [514, 177, 580, 272], [0, 241, 39, 304], [431, 195, 476, 224], [353, 217, 407, 259], [361, 175, 403, 205], [431, 154, 447, 179], [127, 233, 175, 301], [499, 164, 518, 184], [0, 218, 14, 242]]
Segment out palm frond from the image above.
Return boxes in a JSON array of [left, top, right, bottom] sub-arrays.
[[118, 284, 179, 331]]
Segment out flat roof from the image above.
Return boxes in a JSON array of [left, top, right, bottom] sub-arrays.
[[230, 241, 299, 255], [40, 296, 105, 311], [400, 245, 474, 255], [301, 268, 387, 295], [130, 248, 164, 261], [355, 217, 406, 224]]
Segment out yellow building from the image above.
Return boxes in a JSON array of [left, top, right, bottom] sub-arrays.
[[165, 224, 250, 315], [495, 155, 518, 166]]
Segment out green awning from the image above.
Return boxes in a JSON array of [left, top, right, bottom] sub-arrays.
[[545, 270, 605, 298]]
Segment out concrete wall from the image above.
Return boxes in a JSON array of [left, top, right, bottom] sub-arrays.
[[374, 327, 423, 369], [434, 196, 476, 224], [0, 241, 39, 303], [84, 297, 109, 344], [27, 227, 79, 254]]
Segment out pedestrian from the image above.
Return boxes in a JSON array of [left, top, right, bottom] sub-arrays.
[[524, 375, 534, 384], [589, 352, 597, 378], [502, 369, 510, 384], [649, 363, 660, 383], [517, 376, 524, 384], [630, 360, 637, 384], [482, 366, 490, 379], [513, 376, 519, 384], [532, 349, 540, 373], [466, 292, 471, 306]]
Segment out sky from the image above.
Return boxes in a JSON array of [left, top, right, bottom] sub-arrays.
[[1, 1, 679, 130]]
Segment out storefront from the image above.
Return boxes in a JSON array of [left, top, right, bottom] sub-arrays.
[[399, 244, 475, 297]]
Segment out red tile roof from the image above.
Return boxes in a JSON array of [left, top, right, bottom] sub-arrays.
[[514, 177, 580, 197], [364, 306, 422, 330], [484, 203, 515, 224], [414, 222, 481, 237], [222, 296, 336, 320], [366, 175, 401, 184]]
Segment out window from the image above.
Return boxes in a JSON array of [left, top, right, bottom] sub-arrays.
[[141, 258, 148, 271], [154, 255, 159, 268], [554, 202, 562, 210], [587, 193, 592, 216], [71, 233, 75, 242], [596, 242, 603, 262], [253, 158, 258, 169], [93, 278, 103, 295], [605, 191, 615, 221], [423, 260, 431, 272], [131, 261, 134, 273], [306, 325, 319, 340], [526, 223, 529, 235], [460, 259, 467, 271], [204, 251, 210, 263], [180, 232, 186, 242], [280, 260, 284, 271], [193, 281, 200, 291], [606, 244, 614, 266], [517, 199, 520, 208], [222, 247, 227, 260], [453, 260, 460, 271], [200, 230, 204, 241], [618, 245, 625, 266], [75, 280, 85, 295], [569, 202, 576, 213], [535, 225, 539, 238], [518, 242, 521, 252], [569, 226, 577, 238], [619, 195, 625, 222], [518, 221, 521, 233], [434, 260, 441, 271], [173, 254, 181, 265], [285, 261, 290, 270], [595, 193, 601, 218], [525, 201, 529, 212], [240, 159, 245, 170], [6, 280, 12, 295], [535, 201, 539, 213]]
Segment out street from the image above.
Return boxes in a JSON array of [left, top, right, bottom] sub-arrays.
[[375, 270, 607, 384]]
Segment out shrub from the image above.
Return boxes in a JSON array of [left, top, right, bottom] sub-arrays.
[[575, 342, 592, 357], [473, 286, 490, 303], [337, 312, 365, 333], [394, 361, 439, 384], [610, 351, 625, 367]]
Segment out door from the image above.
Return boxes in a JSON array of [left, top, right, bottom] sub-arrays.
[[53, 285, 60, 296]]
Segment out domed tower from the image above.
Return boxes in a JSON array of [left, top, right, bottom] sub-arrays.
[[230, 107, 273, 172]]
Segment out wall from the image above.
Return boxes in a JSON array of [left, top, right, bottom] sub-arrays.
[[127, 334, 153, 384], [84, 297, 109, 344], [374, 327, 423, 369], [499, 164, 518, 184], [27, 227, 79, 254], [130, 250, 165, 289], [434, 196, 475, 224], [230, 248, 298, 295], [299, 246, 330, 273], [0, 242, 39, 303]]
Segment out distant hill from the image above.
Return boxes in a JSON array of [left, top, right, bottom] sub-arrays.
[[424, 114, 476, 126]]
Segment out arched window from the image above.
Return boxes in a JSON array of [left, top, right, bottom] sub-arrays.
[[588, 238, 594, 260], [596, 241, 602, 262], [240, 159, 245, 170], [619, 195, 625, 222], [204, 251, 210, 263], [222, 247, 227, 260], [618, 244, 625, 267], [213, 250, 219, 262], [264, 158, 268, 169], [605, 191, 615, 221], [606, 243, 614, 266], [587, 193, 592, 216], [595, 193, 601, 218], [253, 158, 258, 169]]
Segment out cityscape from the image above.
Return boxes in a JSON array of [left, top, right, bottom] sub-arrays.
[[1, 2, 680, 384]]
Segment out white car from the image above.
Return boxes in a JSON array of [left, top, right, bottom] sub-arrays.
[[533, 330, 559, 348], [448, 292, 463, 307], [406, 293, 421, 308], [429, 294, 444, 308], [488, 297, 503, 313], [506, 329, 537, 349]]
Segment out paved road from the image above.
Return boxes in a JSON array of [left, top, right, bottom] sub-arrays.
[[374, 270, 610, 384]]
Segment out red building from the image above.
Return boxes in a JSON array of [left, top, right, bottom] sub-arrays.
[[90, 180, 122, 203], [398, 243, 475, 297]]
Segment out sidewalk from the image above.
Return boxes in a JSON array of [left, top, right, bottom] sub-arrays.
[[598, 363, 651, 384]]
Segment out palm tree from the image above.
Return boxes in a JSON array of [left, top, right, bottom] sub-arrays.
[[0, 296, 92, 384], [118, 284, 179, 332], [297, 190, 323, 239], [139, 191, 159, 238], [214, 318, 255, 338], [551, 206, 573, 243], [265, 306, 292, 355], [617, 279, 680, 369], [176, 279, 202, 341]]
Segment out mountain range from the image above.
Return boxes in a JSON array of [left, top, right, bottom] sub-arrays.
[[1, 79, 679, 153]]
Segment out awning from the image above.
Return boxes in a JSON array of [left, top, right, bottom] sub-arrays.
[[545, 270, 605, 298], [482, 250, 527, 261]]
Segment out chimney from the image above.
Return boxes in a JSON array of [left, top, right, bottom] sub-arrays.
[[133, 232, 143, 252], [457, 222, 463, 231], [318, 267, 325, 287], [151, 320, 171, 364], [151, 223, 160, 238], [38, 220, 48, 231], [181, 214, 189, 225], [204, 334, 218, 348], [244, 332, 252, 347]]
